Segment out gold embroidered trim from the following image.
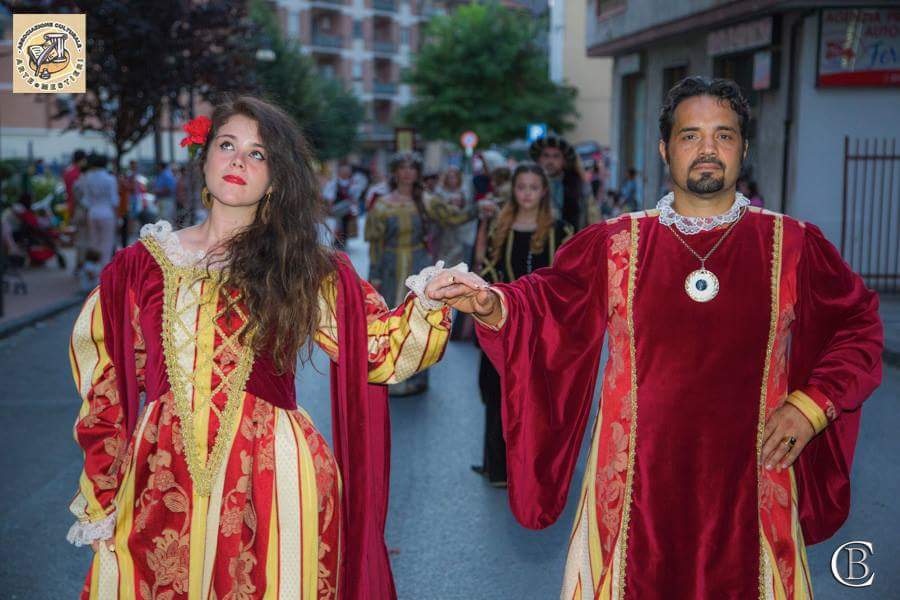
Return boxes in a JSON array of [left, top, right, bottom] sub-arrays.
[[498, 226, 559, 282], [140, 233, 224, 279], [143, 237, 256, 497], [549, 227, 558, 263], [616, 215, 641, 599], [505, 229, 515, 282], [756, 215, 783, 599], [785, 390, 828, 434]]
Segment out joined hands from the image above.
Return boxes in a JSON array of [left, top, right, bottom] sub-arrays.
[[424, 271, 503, 326]]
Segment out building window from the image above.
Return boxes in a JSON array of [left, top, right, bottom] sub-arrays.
[[401, 27, 410, 45], [661, 65, 687, 99], [597, 0, 626, 20], [286, 11, 300, 37], [352, 61, 363, 80], [354, 20, 363, 39]]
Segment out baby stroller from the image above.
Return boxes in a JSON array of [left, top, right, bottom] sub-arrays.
[[10, 194, 67, 269]]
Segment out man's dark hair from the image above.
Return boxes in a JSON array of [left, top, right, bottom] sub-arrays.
[[627, 167, 637, 177], [659, 76, 750, 144], [73, 149, 86, 162], [87, 153, 108, 169]]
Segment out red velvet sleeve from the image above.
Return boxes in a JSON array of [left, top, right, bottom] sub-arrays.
[[476, 223, 608, 529], [790, 223, 883, 544]]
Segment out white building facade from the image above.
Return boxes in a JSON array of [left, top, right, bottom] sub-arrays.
[[586, 1, 900, 289]]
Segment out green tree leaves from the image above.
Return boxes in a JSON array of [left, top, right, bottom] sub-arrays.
[[401, 3, 577, 146]]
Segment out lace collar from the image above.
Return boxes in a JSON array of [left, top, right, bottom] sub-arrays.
[[140, 220, 209, 268], [656, 192, 750, 235]]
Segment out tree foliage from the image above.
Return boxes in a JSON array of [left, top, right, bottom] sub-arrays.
[[401, 2, 577, 146], [9, 0, 259, 166], [250, 0, 363, 160]]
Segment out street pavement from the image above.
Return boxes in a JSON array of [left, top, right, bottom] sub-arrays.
[[0, 234, 897, 598]]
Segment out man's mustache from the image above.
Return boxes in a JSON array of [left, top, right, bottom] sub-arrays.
[[691, 157, 725, 169]]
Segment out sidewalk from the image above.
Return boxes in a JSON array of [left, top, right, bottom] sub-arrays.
[[0, 248, 84, 339]]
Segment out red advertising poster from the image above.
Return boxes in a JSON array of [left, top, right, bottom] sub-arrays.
[[818, 8, 900, 87]]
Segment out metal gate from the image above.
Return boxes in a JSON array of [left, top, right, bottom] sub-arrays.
[[841, 137, 899, 293]]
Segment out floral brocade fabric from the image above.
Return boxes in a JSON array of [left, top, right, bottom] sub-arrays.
[[68, 224, 451, 599]]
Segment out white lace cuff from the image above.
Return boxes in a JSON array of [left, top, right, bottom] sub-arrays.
[[66, 511, 116, 547], [405, 260, 469, 311]]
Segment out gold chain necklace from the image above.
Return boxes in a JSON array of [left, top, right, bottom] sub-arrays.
[[665, 207, 745, 302]]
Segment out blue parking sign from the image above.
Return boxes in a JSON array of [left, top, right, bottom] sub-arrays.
[[527, 123, 547, 142]]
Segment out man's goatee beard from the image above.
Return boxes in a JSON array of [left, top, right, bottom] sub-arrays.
[[687, 174, 725, 194]]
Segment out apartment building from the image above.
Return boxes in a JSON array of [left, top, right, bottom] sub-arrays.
[[275, 0, 438, 166], [548, 0, 612, 153]]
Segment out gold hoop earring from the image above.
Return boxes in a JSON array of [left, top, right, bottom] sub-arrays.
[[201, 186, 212, 209]]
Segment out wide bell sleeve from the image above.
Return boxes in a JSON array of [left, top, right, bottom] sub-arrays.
[[788, 223, 883, 544], [424, 192, 478, 227], [66, 288, 129, 546], [786, 224, 883, 429], [475, 223, 609, 529], [315, 275, 452, 384], [364, 207, 387, 290]]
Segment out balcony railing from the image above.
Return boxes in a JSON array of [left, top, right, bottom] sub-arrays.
[[311, 32, 344, 49], [372, 40, 396, 54], [373, 0, 396, 12], [373, 81, 398, 95]]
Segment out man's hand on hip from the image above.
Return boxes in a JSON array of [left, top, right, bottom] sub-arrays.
[[761, 403, 816, 472]]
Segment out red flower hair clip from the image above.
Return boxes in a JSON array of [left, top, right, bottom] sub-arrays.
[[180, 115, 212, 158]]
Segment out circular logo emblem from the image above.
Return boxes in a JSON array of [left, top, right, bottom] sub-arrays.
[[14, 16, 85, 93]]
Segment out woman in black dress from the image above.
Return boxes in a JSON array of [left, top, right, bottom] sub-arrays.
[[473, 162, 573, 486]]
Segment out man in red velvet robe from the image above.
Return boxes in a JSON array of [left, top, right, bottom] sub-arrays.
[[426, 77, 883, 599]]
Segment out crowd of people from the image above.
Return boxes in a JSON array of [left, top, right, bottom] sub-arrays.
[[1, 151, 205, 294], [3, 129, 767, 310], [316, 136, 608, 404]]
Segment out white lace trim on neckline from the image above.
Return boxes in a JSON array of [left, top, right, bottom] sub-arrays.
[[140, 220, 209, 267], [656, 192, 750, 235]]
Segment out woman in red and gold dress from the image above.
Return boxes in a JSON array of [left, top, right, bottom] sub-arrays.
[[66, 96, 459, 600]]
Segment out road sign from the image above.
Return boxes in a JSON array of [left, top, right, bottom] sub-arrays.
[[527, 123, 548, 143], [460, 131, 479, 149]]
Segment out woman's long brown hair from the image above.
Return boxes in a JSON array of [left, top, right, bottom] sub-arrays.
[[200, 96, 335, 373], [487, 162, 555, 263]]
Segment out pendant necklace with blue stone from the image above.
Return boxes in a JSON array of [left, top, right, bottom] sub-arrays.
[[666, 207, 745, 303]]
